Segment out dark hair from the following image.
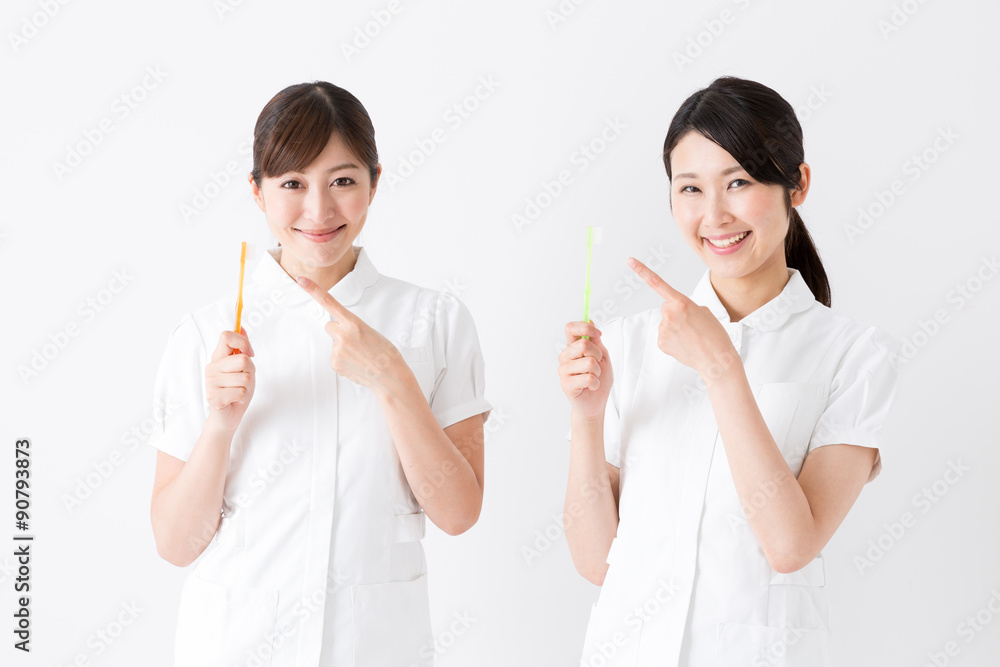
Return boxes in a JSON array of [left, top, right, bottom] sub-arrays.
[[251, 81, 379, 189], [662, 76, 831, 307]]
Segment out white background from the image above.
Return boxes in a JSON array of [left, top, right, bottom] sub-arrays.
[[3, 0, 999, 665]]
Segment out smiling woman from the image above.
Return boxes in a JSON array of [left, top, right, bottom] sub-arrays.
[[558, 76, 901, 667], [148, 81, 492, 667]]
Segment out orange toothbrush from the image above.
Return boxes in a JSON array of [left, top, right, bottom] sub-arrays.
[[229, 241, 247, 356]]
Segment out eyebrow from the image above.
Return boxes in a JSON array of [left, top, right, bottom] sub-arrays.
[[288, 162, 361, 175], [674, 165, 745, 180]]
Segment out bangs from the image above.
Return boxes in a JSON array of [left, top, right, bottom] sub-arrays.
[[257, 94, 337, 178]]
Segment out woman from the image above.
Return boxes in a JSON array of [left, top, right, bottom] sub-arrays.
[[149, 81, 492, 667], [559, 76, 900, 666]]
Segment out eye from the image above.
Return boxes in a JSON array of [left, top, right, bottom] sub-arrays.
[[680, 185, 700, 193], [332, 177, 355, 187], [280, 180, 302, 190], [730, 178, 750, 188]]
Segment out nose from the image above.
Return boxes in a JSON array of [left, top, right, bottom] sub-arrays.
[[303, 183, 336, 225], [702, 188, 732, 227]]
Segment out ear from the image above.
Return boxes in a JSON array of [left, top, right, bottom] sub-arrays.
[[790, 162, 811, 207], [368, 163, 382, 204], [249, 172, 266, 212]]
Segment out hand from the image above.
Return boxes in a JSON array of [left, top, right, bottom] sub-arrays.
[[295, 276, 406, 390], [558, 320, 613, 420], [205, 326, 256, 433], [627, 257, 739, 381]]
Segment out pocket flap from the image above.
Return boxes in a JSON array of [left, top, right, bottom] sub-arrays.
[[392, 512, 426, 543]]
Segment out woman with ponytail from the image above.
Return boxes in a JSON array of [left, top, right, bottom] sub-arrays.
[[558, 76, 900, 665]]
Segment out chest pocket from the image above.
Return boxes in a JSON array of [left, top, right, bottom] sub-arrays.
[[398, 345, 437, 404], [754, 382, 829, 477]]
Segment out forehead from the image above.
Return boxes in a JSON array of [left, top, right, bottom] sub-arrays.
[[671, 131, 742, 176]]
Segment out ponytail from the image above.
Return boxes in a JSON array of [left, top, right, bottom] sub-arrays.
[[785, 204, 831, 307]]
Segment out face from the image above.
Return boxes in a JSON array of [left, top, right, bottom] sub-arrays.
[[669, 130, 808, 282], [251, 131, 381, 279]]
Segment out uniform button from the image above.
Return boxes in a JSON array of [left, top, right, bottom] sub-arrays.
[[310, 304, 325, 321]]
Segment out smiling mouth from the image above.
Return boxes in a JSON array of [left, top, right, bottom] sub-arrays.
[[296, 224, 346, 239], [705, 230, 751, 248]]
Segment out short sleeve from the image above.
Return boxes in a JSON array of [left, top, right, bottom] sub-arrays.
[[147, 314, 210, 462], [808, 326, 902, 483], [563, 316, 624, 468], [428, 292, 492, 429]]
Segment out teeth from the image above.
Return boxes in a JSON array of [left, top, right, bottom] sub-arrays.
[[708, 231, 749, 248]]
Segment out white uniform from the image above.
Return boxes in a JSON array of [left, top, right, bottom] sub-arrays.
[[575, 267, 900, 667], [149, 245, 492, 667]]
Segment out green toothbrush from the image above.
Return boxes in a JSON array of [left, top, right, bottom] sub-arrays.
[[582, 225, 602, 340]]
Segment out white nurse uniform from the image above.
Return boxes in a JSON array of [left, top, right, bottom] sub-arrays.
[[575, 266, 900, 667], [149, 245, 492, 667]]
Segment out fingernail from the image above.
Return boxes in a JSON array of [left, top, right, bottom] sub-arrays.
[[296, 276, 307, 286]]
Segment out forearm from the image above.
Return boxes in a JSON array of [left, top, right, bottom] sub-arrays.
[[704, 358, 817, 572], [374, 362, 483, 536], [151, 415, 233, 566], [564, 411, 619, 586]]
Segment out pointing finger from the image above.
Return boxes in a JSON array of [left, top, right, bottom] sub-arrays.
[[626, 257, 684, 302], [295, 275, 352, 320]]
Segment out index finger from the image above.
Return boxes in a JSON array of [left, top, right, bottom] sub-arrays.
[[626, 257, 684, 302], [295, 275, 352, 319]]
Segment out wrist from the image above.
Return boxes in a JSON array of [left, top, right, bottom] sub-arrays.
[[571, 407, 606, 428], [699, 349, 745, 389], [369, 353, 418, 402]]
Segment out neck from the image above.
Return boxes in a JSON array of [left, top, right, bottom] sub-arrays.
[[710, 257, 790, 322], [279, 245, 359, 292]]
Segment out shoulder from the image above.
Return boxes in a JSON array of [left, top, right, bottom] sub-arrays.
[[813, 302, 900, 352], [800, 302, 902, 377], [162, 290, 235, 353], [369, 272, 472, 320]]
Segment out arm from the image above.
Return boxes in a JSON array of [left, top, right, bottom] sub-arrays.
[[373, 360, 485, 536], [564, 410, 621, 586], [559, 320, 621, 586], [150, 327, 255, 567], [150, 413, 236, 567], [705, 359, 877, 573]]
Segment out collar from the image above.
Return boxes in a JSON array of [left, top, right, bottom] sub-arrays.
[[689, 267, 816, 331], [250, 245, 379, 306]]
